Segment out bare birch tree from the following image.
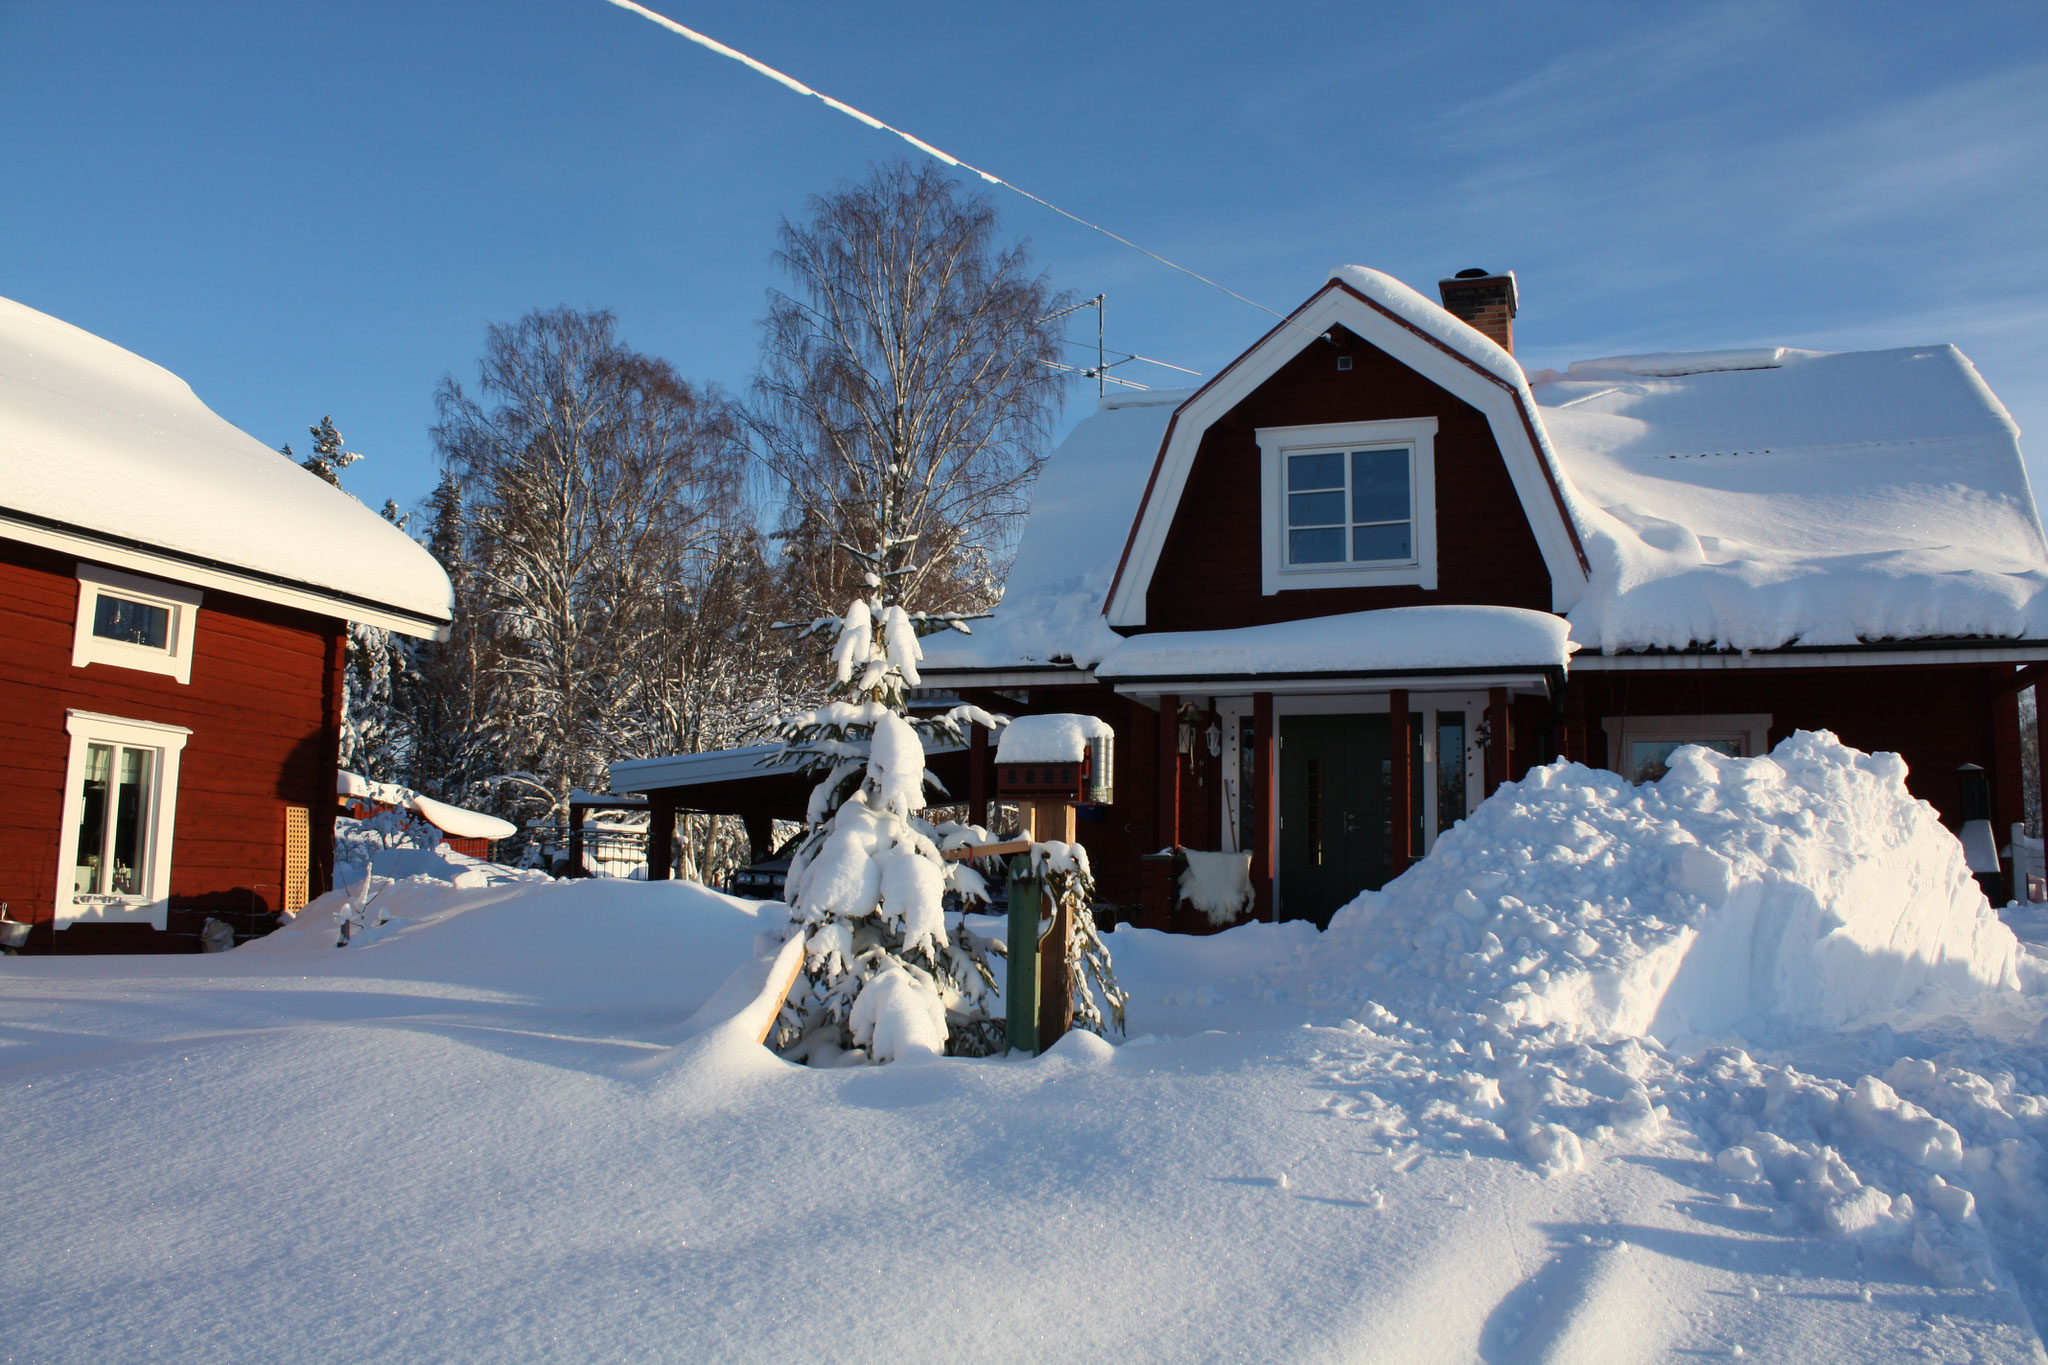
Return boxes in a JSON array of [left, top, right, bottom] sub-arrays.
[[748, 162, 1068, 618], [431, 308, 744, 822]]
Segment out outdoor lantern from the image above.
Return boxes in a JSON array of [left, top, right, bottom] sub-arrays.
[[1205, 719, 1223, 758], [1177, 702, 1201, 756], [1087, 729, 1115, 805]]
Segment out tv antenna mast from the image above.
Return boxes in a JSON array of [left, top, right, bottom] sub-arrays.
[[1038, 294, 1201, 397]]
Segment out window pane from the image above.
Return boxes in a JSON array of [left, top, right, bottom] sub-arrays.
[[110, 747, 154, 896], [74, 743, 112, 894], [93, 595, 170, 649], [1437, 714, 1466, 828], [1352, 522, 1412, 562], [1288, 527, 1346, 564], [1628, 737, 1743, 784], [1287, 490, 1345, 528], [1351, 448, 1410, 524], [1287, 452, 1343, 491]]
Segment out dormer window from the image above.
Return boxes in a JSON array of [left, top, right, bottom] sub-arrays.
[[72, 564, 202, 684], [1259, 417, 1439, 595]]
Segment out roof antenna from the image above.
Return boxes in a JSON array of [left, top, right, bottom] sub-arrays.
[[1037, 294, 1202, 397]]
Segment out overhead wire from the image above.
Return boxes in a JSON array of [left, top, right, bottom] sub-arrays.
[[598, 0, 1308, 334]]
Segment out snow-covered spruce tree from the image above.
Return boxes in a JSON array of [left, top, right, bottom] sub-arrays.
[[772, 557, 1007, 1064]]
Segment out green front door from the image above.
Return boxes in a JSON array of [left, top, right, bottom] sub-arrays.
[[1278, 714, 1390, 929]]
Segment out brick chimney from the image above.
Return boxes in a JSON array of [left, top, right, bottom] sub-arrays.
[[1437, 267, 1517, 353]]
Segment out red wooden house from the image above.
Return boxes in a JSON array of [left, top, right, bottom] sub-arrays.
[[618, 265, 2048, 932], [0, 296, 452, 953]]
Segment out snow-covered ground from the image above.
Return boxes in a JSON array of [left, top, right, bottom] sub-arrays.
[[7, 737, 2048, 1362]]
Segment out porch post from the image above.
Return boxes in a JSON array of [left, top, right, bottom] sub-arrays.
[[1485, 687, 1511, 798], [741, 810, 774, 864], [1388, 690, 1412, 874], [1157, 693, 1181, 850], [1252, 691, 1276, 919], [968, 720, 990, 830], [1996, 689, 2024, 900], [645, 792, 676, 881]]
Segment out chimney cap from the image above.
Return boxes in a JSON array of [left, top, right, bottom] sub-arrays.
[[1453, 267, 1492, 279]]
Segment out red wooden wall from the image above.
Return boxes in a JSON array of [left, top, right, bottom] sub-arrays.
[[1572, 664, 2015, 832], [0, 539, 342, 953], [1144, 323, 1553, 631]]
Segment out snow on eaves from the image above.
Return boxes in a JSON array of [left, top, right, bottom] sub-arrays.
[[0, 295, 452, 626], [919, 389, 1187, 674], [1538, 344, 2048, 653], [1096, 606, 1572, 680]]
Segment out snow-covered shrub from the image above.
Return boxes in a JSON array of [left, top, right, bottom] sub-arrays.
[[773, 574, 1009, 1062], [1033, 841, 1127, 1039]]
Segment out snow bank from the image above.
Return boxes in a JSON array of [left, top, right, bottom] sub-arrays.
[[993, 712, 1111, 763], [0, 295, 451, 625], [1330, 731, 2021, 1043]]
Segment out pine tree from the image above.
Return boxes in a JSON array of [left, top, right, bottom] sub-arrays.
[[299, 415, 362, 487], [773, 550, 1008, 1063]]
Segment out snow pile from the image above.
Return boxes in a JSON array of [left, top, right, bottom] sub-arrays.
[[1330, 731, 2020, 1042], [1178, 850, 1252, 926], [327, 810, 543, 907], [993, 712, 1110, 763]]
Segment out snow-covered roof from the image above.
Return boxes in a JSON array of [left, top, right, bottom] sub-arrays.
[[923, 267, 2048, 673], [0, 296, 452, 635], [1095, 606, 1573, 683], [993, 713, 1112, 764], [1539, 345, 2048, 652], [610, 744, 796, 795], [337, 771, 517, 840], [919, 389, 1188, 674]]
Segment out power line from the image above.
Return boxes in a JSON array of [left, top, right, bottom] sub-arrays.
[[599, 0, 1299, 329]]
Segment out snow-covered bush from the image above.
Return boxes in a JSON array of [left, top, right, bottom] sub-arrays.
[[773, 573, 1008, 1063], [1033, 841, 1127, 1039]]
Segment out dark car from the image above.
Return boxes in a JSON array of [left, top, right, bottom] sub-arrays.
[[727, 836, 804, 901]]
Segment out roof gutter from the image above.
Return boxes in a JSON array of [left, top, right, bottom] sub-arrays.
[[0, 504, 452, 640]]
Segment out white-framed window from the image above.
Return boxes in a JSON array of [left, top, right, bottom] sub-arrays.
[[72, 563, 202, 685], [1258, 417, 1438, 596], [1602, 713, 1772, 784], [54, 710, 190, 930]]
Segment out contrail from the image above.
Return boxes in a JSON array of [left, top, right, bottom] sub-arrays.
[[598, 0, 1288, 324]]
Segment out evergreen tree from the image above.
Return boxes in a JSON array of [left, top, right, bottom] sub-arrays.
[[773, 550, 1007, 1063], [299, 415, 362, 487]]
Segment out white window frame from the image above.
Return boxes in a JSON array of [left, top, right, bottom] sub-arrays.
[[1258, 417, 1439, 597], [1602, 713, 1772, 783], [72, 563, 202, 685], [54, 710, 191, 930]]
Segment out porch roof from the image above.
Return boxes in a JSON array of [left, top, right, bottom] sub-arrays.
[[1094, 605, 1572, 690]]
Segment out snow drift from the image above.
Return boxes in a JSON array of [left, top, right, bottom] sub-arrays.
[[1331, 730, 2022, 1043]]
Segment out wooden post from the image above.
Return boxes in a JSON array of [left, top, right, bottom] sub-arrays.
[[1485, 687, 1511, 797], [968, 721, 990, 829], [1996, 694, 2024, 900], [1388, 689, 1411, 874], [567, 801, 587, 878], [1157, 693, 1181, 850], [741, 811, 774, 865], [645, 792, 675, 881], [1251, 691, 1276, 919]]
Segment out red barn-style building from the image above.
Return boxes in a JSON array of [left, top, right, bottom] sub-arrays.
[[616, 266, 2048, 932], [0, 297, 452, 953]]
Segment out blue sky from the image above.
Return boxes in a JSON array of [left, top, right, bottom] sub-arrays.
[[5, 1, 2047, 514]]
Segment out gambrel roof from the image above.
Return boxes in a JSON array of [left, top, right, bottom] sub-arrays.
[[920, 266, 2048, 676]]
